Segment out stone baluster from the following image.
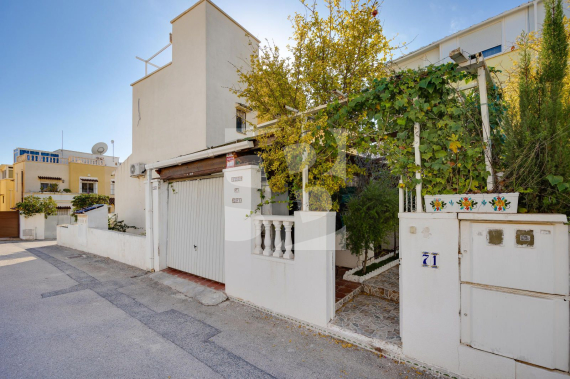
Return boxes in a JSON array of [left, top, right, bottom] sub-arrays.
[[283, 221, 294, 259], [272, 221, 283, 258], [262, 220, 273, 256], [254, 219, 263, 254]]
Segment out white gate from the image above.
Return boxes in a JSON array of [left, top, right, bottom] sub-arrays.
[[166, 177, 225, 283]]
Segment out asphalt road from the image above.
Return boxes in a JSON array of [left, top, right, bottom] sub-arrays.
[[0, 240, 435, 379]]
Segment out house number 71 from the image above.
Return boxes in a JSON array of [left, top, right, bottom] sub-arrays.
[[422, 252, 439, 268]]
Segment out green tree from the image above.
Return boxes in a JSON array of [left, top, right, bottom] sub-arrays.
[[15, 196, 57, 219], [503, 0, 570, 214], [233, 0, 394, 210], [342, 181, 398, 274]]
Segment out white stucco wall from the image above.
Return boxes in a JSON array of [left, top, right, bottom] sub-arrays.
[[19, 213, 45, 240], [223, 165, 336, 327], [17, 161, 70, 201], [115, 1, 258, 228], [57, 224, 148, 270], [205, 0, 258, 146], [399, 212, 570, 379]]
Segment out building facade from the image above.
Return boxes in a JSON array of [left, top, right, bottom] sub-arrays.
[[115, 0, 259, 228], [12, 148, 118, 212], [393, 0, 570, 83], [0, 164, 15, 211]]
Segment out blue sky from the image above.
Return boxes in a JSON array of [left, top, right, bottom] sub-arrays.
[[0, 0, 526, 164]]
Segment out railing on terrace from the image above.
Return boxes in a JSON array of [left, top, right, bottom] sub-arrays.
[[253, 215, 294, 260], [68, 156, 105, 166], [16, 154, 106, 166], [17, 154, 67, 164]]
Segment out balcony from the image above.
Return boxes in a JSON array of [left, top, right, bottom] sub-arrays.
[[68, 156, 105, 166], [17, 154, 67, 164], [16, 155, 105, 166]]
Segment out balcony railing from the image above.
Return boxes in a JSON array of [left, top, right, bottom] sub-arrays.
[[17, 154, 67, 164], [68, 156, 105, 166], [16, 154, 106, 166], [253, 215, 294, 260]]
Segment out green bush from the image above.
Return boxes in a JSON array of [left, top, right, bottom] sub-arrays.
[[502, 0, 570, 214], [62, 188, 72, 193], [108, 215, 135, 233], [71, 194, 109, 214], [15, 196, 57, 219], [342, 181, 398, 275]]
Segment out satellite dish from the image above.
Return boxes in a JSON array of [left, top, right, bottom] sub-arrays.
[[91, 142, 108, 155]]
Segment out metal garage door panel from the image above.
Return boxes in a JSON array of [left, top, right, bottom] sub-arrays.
[[461, 284, 569, 371], [166, 177, 225, 283], [0, 211, 19, 238]]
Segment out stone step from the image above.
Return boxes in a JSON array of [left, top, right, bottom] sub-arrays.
[[362, 266, 399, 303]]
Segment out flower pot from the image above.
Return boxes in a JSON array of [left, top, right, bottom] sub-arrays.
[[424, 193, 519, 213]]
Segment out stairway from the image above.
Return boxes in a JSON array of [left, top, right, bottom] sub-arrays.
[[362, 266, 399, 303]]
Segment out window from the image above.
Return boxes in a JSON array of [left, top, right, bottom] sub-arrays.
[[82, 182, 95, 194], [481, 45, 502, 58], [40, 183, 50, 192], [236, 108, 246, 134], [110, 180, 115, 195]]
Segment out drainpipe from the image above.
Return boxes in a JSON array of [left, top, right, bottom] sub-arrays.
[[146, 168, 154, 271], [533, 0, 538, 33]]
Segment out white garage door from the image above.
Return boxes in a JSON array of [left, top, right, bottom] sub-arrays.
[[166, 177, 225, 283]]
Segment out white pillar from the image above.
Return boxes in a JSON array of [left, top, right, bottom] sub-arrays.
[[144, 169, 155, 271], [399, 178, 404, 213], [272, 221, 283, 257], [283, 221, 294, 259], [262, 220, 273, 256], [413, 123, 423, 212], [223, 165, 262, 297], [477, 65, 494, 191], [294, 211, 336, 326], [254, 220, 263, 254]]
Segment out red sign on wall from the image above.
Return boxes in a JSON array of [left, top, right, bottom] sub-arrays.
[[226, 153, 235, 168]]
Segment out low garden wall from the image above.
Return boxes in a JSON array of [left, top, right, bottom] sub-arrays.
[[223, 165, 336, 328], [57, 224, 148, 270]]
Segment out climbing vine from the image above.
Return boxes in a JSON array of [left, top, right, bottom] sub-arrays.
[[326, 62, 505, 195]]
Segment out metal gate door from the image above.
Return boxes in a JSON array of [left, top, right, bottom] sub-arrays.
[[166, 177, 225, 283], [0, 211, 19, 238]]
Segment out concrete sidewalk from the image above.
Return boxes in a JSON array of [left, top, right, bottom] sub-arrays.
[[0, 241, 435, 379]]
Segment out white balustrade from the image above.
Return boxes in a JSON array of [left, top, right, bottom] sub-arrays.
[[253, 215, 294, 260]]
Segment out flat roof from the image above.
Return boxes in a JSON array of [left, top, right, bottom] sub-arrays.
[[394, 0, 538, 63], [170, 0, 260, 43]]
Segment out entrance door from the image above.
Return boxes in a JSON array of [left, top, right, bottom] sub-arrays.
[[166, 177, 225, 283], [0, 211, 19, 238]]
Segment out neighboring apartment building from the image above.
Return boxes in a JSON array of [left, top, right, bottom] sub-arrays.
[[0, 164, 14, 211], [393, 0, 570, 82], [115, 0, 259, 228], [12, 147, 119, 212]]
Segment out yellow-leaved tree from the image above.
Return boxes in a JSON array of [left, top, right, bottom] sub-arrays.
[[232, 0, 394, 211]]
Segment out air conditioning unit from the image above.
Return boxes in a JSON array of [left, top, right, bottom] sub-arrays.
[[130, 163, 146, 177]]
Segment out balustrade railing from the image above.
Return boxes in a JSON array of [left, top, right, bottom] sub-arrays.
[[16, 154, 67, 164], [253, 215, 294, 259], [68, 156, 105, 166]]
